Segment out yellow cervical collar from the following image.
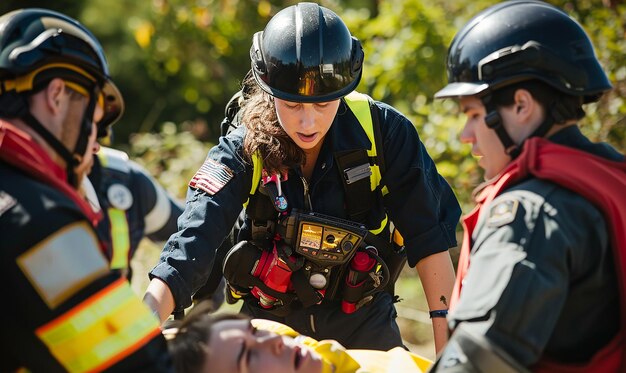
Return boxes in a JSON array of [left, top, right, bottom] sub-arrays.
[[251, 319, 359, 373], [250, 318, 431, 373]]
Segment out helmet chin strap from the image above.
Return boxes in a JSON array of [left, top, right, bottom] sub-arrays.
[[481, 94, 560, 160], [482, 95, 522, 159]]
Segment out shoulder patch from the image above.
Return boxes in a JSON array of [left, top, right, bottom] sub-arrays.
[[17, 222, 109, 309], [107, 183, 134, 210], [0, 191, 17, 217], [189, 158, 234, 195], [487, 198, 519, 228]]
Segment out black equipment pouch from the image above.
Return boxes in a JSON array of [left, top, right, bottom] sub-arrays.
[[364, 228, 407, 298], [334, 148, 373, 224]]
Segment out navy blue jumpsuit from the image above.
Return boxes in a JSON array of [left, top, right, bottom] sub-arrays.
[[150, 97, 461, 349]]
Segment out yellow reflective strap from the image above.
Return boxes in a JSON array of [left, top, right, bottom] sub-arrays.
[[344, 91, 389, 233], [108, 208, 131, 269], [243, 151, 263, 208], [36, 278, 161, 373], [344, 91, 377, 172], [369, 214, 388, 235]]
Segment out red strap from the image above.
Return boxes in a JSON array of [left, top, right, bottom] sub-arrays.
[[0, 121, 101, 226]]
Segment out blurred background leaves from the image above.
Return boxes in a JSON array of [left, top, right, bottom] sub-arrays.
[[3, 0, 622, 212], [2, 0, 623, 210]]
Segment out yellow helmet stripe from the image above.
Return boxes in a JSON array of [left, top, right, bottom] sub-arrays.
[[1, 62, 97, 94], [63, 80, 90, 97], [36, 278, 161, 372]]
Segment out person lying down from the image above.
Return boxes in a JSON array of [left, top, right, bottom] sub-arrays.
[[164, 301, 432, 373]]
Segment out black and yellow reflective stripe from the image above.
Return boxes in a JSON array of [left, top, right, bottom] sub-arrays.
[[107, 208, 131, 269], [36, 278, 161, 373], [344, 91, 388, 235], [344, 91, 383, 193]]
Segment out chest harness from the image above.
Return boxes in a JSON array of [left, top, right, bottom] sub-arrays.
[[222, 92, 407, 317]]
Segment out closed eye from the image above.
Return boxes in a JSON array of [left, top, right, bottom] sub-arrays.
[[238, 321, 258, 372]]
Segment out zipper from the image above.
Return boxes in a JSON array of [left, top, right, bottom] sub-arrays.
[[301, 176, 313, 211]]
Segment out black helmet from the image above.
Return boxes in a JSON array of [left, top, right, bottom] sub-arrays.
[[0, 8, 124, 133], [250, 2, 364, 103], [434, 0, 611, 103]]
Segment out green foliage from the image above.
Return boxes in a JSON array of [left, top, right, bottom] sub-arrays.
[[127, 122, 212, 199], [2, 0, 624, 216], [558, 1, 626, 149], [86, 0, 301, 142]]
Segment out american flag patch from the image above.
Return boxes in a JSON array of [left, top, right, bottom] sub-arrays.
[[189, 158, 234, 195]]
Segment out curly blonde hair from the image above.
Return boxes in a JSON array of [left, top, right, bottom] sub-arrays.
[[240, 75, 305, 175]]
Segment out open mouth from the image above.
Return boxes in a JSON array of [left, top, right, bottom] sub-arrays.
[[297, 132, 317, 143], [294, 346, 305, 370]]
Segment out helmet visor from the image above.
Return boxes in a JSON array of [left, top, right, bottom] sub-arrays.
[[434, 82, 490, 99], [96, 79, 124, 136]]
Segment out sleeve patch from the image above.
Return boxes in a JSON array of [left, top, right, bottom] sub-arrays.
[[17, 222, 110, 309], [487, 199, 519, 228], [189, 158, 234, 195]]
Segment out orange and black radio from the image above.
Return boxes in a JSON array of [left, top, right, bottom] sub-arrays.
[[281, 209, 368, 266]]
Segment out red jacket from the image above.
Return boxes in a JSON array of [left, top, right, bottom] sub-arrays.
[[452, 137, 626, 372]]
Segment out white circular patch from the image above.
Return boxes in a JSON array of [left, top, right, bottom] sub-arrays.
[[309, 273, 327, 289], [107, 183, 133, 210]]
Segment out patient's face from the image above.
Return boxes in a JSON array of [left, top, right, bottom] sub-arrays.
[[205, 319, 323, 373]]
